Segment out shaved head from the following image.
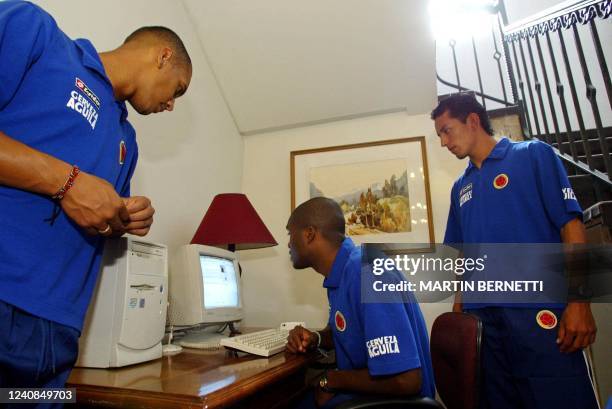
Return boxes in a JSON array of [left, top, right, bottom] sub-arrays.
[[288, 197, 345, 246], [124, 26, 191, 69]]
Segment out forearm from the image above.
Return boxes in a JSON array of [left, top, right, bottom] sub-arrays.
[[327, 367, 422, 396], [0, 131, 71, 196], [561, 218, 590, 303]]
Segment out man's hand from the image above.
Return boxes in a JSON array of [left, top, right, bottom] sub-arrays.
[[314, 387, 335, 407], [452, 302, 463, 313], [286, 326, 317, 354], [557, 302, 597, 353], [60, 171, 130, 236], [122, 196, 155, 236]]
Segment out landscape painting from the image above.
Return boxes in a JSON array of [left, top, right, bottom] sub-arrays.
[[309, 159, 411, 235], [291, 137, 434, 249]]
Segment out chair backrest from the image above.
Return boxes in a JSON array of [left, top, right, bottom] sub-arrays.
[[430, 312, 482, 409]]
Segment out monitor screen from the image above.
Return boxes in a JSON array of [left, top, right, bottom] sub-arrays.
[[199, 255, 239, 309]]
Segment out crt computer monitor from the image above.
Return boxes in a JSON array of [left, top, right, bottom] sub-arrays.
[[168, 244, 244, 327]]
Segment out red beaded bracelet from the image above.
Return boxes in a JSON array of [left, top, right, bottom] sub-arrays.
[[52, 165, 80, 200]]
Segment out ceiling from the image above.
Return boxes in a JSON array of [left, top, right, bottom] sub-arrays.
[[183, 0, 437, 135]]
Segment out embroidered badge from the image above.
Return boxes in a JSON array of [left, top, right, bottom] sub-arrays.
[[493, 173, 509, 189], [536, 310, 558, 329], [335, 310, 346, 332], [459, 183, 473, 207], [119, 140, 127, 165]]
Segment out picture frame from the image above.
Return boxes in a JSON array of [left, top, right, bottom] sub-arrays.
[[290, 137, 435, 253]]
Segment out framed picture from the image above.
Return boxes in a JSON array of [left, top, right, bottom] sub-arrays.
[[291, 137, 435, 252]]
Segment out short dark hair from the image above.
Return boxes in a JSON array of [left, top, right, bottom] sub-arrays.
[[124, 26, 191, 68], [431, 93, 494, 136], [288, 197, 345, 246]]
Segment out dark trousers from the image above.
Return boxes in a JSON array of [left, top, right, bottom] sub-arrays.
[[0, 300, 79, 409], [469, 307, 599, 409]]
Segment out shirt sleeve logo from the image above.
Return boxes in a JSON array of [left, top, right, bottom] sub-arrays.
[[366, 335, 400, 358], [536, 310, 558, 329], [493, 173, 509, 189], [334, 310, 346, 332], [562, 187, 577, 201]]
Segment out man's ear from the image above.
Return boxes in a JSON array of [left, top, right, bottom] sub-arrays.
[[304, 226, 316, 244], [158, 47, 173, 68], [466, 112, 480, 130]]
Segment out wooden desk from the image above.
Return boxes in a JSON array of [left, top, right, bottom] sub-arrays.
[[67, 348, 322, 409]]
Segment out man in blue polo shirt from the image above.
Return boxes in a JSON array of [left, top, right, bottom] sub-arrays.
[[433, 93, 598, 409], [0, 1, 191, 393], [286, 197, 434, 408]]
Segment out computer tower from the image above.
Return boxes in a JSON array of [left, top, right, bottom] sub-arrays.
[[76, 237, 168, 368]]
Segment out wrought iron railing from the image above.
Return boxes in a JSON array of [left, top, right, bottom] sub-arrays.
[[436, 0, 612, 185]]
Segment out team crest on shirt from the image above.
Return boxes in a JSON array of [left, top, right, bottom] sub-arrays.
[[335, 311, 346, 332], [536, 310, 557, 329], [459, 183, 473, 207], [493, 173, 509, 189], [119, 141, 127, 165]]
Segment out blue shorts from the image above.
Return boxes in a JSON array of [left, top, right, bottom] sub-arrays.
[[469, 307, 598, 409], [0, 300, 79, 408]]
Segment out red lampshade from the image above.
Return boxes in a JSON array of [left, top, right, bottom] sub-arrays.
[[191, 193, 277, 250]]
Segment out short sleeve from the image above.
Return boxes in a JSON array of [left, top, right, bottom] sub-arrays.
[[0, 2, 54, 109], [443, 184, 463, 244], [359, 273, 422, 376], [529, 141, 582, 229]]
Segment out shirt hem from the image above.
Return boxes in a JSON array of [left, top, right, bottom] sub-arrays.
[[0, 291, 83, 332], [369, 357, 421, 376]]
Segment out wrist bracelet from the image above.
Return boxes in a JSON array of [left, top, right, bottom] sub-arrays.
[[314, 331, 322, 348], [52, 165, 80, 201]]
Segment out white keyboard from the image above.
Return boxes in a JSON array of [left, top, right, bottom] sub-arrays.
[[220, 322, 304, 357]]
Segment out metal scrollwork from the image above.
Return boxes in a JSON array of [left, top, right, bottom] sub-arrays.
[[504, 0, 610, 42]]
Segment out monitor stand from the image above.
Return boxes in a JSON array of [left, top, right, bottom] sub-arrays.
[[228, 322, 241, 336], [179, 330, 228, 351]]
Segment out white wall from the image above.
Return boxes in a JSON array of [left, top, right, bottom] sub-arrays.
[[183, 0, 436, 135], [239, 110, 466, 331], [32, 0, 244, 252]]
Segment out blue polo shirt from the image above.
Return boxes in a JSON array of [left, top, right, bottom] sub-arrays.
[[443, 138, 582, 308], [444, 138, 581, 244], [324, 238, 435, 398], [0, 1, 138, 331]]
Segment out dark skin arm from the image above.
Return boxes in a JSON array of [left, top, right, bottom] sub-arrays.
[[0, 131, 132, 235], [286, 325, 334, 352], [287, 325, 422, 405], [558, 218, 597, 353]]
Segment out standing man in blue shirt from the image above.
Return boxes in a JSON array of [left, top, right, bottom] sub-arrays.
[[433, 93, 598, 409], [0, 1, 191, 393], [286, 197, 435, 409]]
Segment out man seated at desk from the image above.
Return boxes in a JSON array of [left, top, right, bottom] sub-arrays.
[[285, 197, 435, 408]]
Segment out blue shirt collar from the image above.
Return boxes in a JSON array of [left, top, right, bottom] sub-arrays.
[[74, 39, 129, 121], [323, 238, 355, 289], [466, 137, 511, 174]]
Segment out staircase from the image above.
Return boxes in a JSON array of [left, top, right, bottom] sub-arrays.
[[551, 127, 612, 210]]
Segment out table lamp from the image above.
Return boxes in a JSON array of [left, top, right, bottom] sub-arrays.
[[190, 193, 277, 336], [191, 193, 277, 251]]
